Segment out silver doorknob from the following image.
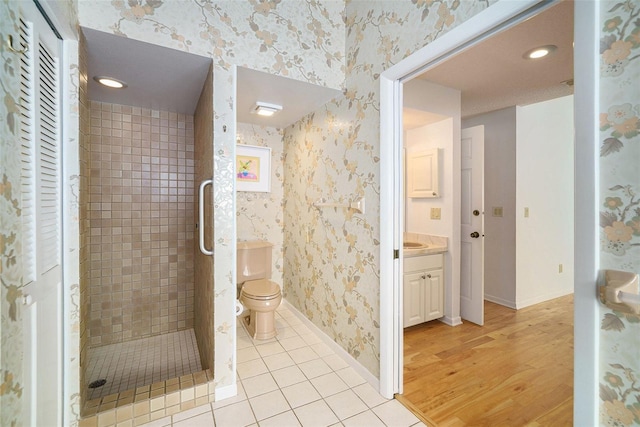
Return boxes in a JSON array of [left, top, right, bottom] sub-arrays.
[[470, 232, 480, 238]]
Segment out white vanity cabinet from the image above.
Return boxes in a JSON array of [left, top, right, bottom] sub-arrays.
[[403, 253, 444, 327]]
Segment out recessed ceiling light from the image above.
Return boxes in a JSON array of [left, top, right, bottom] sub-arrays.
[[523, 45, 557, 60], [93, 76, 127, 89], [252, 102, 282, 117]]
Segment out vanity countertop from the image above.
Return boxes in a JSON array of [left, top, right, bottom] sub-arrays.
[[403, 232, 448, 257], [403, 245, 447, 257]]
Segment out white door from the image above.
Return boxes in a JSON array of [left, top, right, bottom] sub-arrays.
[[17, 2, 63, 425], [460, 126, 484, 325]]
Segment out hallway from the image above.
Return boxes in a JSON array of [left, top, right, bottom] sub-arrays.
[[403, 295, 574, 426]]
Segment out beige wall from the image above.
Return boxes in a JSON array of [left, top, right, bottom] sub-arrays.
[[87, 101, 195, 346]]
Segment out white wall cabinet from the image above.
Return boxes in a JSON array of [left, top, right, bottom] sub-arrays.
[[407, 148, 439, 198], [403, 254, 444, 327]]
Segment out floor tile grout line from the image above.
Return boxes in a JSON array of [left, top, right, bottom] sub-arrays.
[[237, 312, 375, 426]]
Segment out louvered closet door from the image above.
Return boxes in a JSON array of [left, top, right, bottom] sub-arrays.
[[18, 2, 63, 425]]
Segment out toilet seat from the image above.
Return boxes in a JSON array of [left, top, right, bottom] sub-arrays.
[[242, 279, 281, 300]]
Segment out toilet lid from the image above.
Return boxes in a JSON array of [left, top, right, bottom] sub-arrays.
[[242, 279, 281, 298]]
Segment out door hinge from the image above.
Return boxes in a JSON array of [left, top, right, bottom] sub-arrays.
[[393, 249, 399, 259]]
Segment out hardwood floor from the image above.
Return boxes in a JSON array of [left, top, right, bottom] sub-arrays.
[[402, 295, 573, 426]]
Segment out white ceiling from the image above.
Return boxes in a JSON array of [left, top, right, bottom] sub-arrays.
[[236, 67, 341, 128], [407, 0, 574, 126], [83, 28, 340, 127]]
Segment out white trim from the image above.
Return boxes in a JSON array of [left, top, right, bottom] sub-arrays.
[[439, 315, 462, 327], [484, 295, 517, 310], [34, 0, 77, 41], [214, 383, 238, 402], [379, 0, 554, 399], [379, 73, 398, 399], [281, 300, 380, 390], [573, 1, 599, 425], [515, 290, 574, 310]]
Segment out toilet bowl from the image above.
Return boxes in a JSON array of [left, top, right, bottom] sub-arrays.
[[240, 279, 282, 340]]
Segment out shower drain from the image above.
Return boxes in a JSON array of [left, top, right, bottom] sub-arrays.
[[88, 379, 107, 389]]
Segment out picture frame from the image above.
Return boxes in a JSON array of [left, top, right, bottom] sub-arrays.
[[236, 144, 271, 192]]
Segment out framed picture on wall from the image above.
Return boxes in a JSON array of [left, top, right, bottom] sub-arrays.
[[236, 144, 271, 192]]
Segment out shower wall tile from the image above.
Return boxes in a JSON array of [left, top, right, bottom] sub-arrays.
[[193, 64, 215, 371], [87, 101, 196, 346]]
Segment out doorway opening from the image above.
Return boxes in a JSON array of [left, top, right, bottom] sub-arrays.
[[379, 0, 579, 423]]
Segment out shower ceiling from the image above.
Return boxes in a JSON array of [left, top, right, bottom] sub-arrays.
[[83, 27, 341, 127]]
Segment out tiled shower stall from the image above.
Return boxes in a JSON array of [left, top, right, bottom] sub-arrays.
[[81, 96, 216, 418]]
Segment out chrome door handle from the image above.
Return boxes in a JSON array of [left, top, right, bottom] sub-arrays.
[[470, 232, 480, 238], [198, 179, 213, 256]]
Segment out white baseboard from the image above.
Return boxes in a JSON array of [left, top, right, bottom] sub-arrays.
[[515, 289, 574, 310], [484, 294, 517, 309], [282, 299, 380, 390], [440, 315, 462, 326], [215, 383, 237, 401]]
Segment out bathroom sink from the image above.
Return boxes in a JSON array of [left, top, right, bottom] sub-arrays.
[[403, 241, 427, 249]]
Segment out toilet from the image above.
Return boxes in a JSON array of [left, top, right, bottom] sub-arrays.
[[237, 240, 282, 340]]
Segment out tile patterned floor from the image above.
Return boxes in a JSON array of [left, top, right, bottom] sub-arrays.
[[140, 304, 424, 427], [86, 329, 202, 400]]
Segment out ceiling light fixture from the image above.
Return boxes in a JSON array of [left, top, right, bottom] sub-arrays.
[[252, 102, 282, 117], [523, 45, 557, 60], [93, 76, 128, 89]]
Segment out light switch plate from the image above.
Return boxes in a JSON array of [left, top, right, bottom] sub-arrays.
[[431, 207, 441, 220], [492, 207, 503, 217]]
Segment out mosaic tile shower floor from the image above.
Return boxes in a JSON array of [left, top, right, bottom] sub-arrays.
[[86, 329, 202, 400]]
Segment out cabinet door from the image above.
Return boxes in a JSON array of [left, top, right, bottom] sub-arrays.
[[407, 148, 439, 198], [403, 271, 425, 327], [424, 268, 444, 321]]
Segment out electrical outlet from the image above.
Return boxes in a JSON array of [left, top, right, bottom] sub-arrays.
[[559, 264, 563, 273], [524, 207, 530, 218], [492, 207, 503, 217], [431, 207, 441, 220]]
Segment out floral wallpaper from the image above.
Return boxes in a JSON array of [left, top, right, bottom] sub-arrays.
[[1, 1, 25, 425], [212, 65, 237, 393], [1, 0, 81, 425], [236, 123, 285, 288], [598, 1, 640, 426], [78, 0, 346, 90], [18, 0, 640, 425]]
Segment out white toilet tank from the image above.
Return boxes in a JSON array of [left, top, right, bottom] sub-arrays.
[[237, 240, 273, 284]]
